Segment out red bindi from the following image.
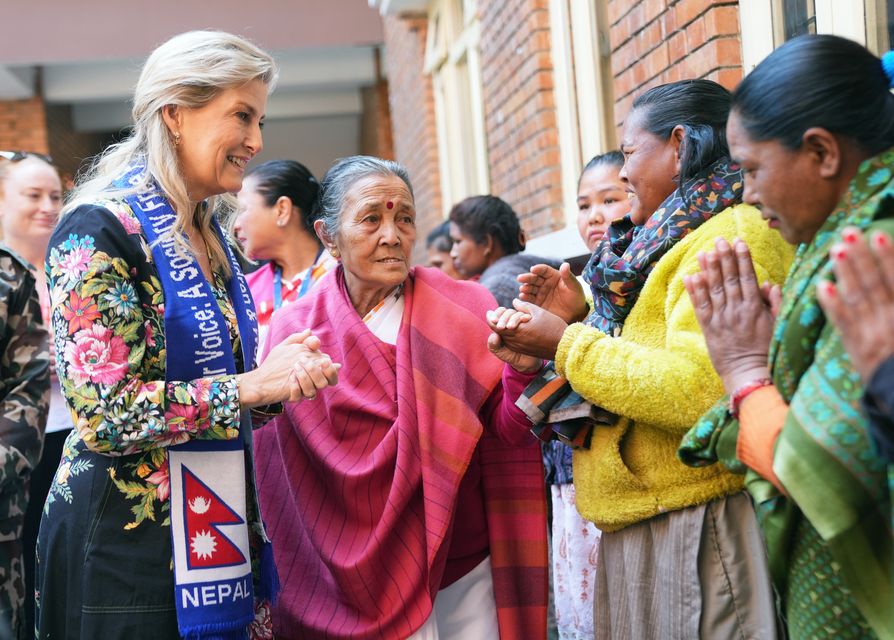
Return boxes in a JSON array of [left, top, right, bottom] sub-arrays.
[[386, 201, 394, 209]]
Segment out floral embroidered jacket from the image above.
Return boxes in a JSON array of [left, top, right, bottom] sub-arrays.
[[42, 200, 272, 637]]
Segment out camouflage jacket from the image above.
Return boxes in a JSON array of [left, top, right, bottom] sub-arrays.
[[0, 246, 49, 541]]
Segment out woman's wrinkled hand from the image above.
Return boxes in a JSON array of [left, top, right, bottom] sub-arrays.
[[487, 332, 543, 374], [238, 329, 340, 407], [817, 227, 894, 384], [683, 238, 773, 394], [487, 299, 568, 361], [518, 263, 589, 324]]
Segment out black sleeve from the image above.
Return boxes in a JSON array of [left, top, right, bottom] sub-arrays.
[[862, 356, 894, 463]]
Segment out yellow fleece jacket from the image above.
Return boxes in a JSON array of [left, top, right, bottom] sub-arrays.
[[557, 204, 794, 532]]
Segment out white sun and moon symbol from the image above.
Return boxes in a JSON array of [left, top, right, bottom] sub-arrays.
[[188, 495, 218, 560]]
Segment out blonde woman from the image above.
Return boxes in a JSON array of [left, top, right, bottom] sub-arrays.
[[37, 31, 337, 639]]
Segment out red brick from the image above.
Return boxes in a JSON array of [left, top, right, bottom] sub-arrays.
[[608, 0, 633, 27], [635, 19, 664, 57], [644, 42, 670, 79], [674, 0, 715, 28], [685, 16, 707, 52], [705, 4, 740, 36], [668, 31, 687, 64], [685, 36, 742, 77], [706, 66, 744, 89]]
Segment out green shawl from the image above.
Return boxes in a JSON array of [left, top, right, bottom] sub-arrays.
[[679, 149, 894, 636]]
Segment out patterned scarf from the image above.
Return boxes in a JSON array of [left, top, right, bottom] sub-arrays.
[[519, 158, 744, 446], [679, 149, 894, 636], [584, 158, 744, 334]]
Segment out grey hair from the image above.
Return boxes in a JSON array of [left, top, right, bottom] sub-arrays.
[[65, 30, 278, 275], [313, 155, 414, 240]]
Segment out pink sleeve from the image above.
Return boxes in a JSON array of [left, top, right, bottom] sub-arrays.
[[479, 365, 540, 445]]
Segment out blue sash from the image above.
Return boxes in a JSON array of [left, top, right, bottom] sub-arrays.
[[115, 168, 273, 638]]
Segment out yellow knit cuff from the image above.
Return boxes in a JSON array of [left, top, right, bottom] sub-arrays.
[[555, 322, 587, 377]]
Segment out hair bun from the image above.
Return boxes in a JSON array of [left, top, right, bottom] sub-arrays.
[[882, 51, 894, 88]]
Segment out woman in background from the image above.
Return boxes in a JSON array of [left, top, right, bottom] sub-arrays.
[[449, 195, 557, 307], [544, 150, 630, 640], [235, 159, 337, 349], [426, 221, 462, 279], [0, 151, 64, 636]]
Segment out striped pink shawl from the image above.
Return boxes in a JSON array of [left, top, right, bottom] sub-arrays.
[[253, 266, 546, 639]]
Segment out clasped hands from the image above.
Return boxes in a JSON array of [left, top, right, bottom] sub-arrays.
[[486, 263, 585, 369], [682, 238, 777, 395], [239, 329, 340, 407]]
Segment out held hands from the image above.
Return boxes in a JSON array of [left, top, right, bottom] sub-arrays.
[[486, 307, 540, 373], [817, 228, 894, 384], [486, 299, 568, 361], [518, 263, 589, 324], [238, 329, 340, 407], [682, 238, 773, 394]]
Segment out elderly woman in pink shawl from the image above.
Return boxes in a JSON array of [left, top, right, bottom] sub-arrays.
[[254, 155, 548, 640]]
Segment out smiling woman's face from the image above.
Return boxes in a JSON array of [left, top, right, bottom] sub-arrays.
[[333, 174, 417, 296], [0, 157, 62, 248], [619, 108, 679, 225]]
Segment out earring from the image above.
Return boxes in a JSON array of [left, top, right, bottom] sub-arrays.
[[173, 132, 181, 146], [330, 248, 340, 259], [277, 220, 285, 227]]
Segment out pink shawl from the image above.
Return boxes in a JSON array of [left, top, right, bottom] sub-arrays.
[[253, 266, 547, 639]]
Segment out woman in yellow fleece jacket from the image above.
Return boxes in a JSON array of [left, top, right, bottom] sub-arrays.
[[487, 80, 794, 639]]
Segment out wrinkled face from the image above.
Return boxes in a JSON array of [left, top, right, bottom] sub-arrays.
[[619, 109, 679, 224], [334, 174, 416, 293], [174, 79, 267, 201], [449, 223, 490, 277], [0, 158, 62, 247], [727, 110, 837, 245], [233, 176, 279, 261], [427, 245, 462, 279], [576, 163, 631, 251]]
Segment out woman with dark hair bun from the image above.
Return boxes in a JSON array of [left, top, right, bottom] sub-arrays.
[[448, 195, 557, 307], [235, 159, 337, 348], [488, 79, 793, 638], [683, 35, 894, 638]]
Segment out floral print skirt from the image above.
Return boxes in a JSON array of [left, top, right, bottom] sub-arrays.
[[550, 484, 600, 640]]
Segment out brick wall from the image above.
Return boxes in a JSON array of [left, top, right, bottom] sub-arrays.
[[0, 96, 50, 156], [479, 0, 564, 239], [382, 14, 443, 265], [360, 48, 396, 161], [45, 104, 118, 189], [608, 0, 743, 129]]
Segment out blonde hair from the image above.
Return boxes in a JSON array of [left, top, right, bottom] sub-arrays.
[[65, 30, 278, 274]]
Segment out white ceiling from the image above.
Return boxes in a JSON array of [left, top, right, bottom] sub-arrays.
[[33, 46, 378, 133], [0, 1, 386, 133]]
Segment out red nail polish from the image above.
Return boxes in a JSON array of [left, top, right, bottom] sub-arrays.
[[822, 281, 837, 298], [873, 232, 891, 249], [832, 245, 847, 261], [842, 228, 859, 244]]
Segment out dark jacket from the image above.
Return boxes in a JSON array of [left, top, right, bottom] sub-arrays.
[[863, 356, 894, 462], [478, 253, 560, 308]]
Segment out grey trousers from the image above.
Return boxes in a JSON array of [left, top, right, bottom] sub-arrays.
[[593, 492, 779, 639]]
